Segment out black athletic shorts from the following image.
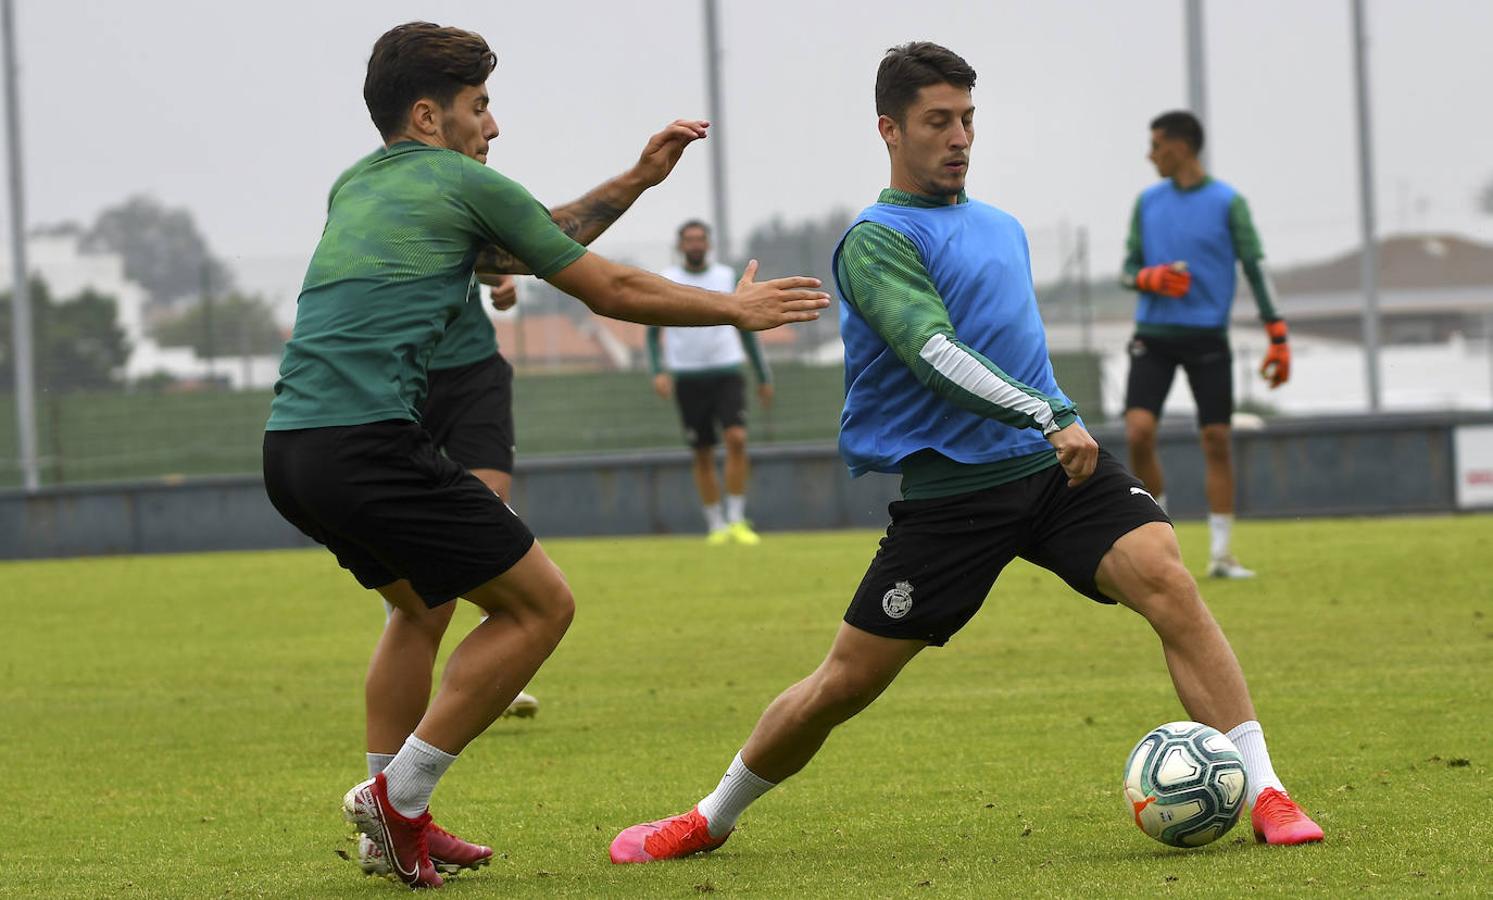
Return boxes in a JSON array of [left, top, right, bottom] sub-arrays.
[[262, 419, 534, 607], [843, 448, 1171, 646], [674, 371, 747, 449], [1123, 332, 1234, 426], [422, 352, 516, 473]]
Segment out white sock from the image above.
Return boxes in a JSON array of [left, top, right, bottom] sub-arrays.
[[697, 751, 776, 838], [1209, 513, 1234, 560], [725, 494, 747, 525], [703, 502, 726, 532], [1226, 720, 1285, 804], [367, 751, 396, 779], [1155, 492, 1169, 514], [382, 734, 458, 818]]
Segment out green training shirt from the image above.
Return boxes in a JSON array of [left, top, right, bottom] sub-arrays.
[[267, 143, 582, 430], [430, 279, 499, 371], [835, 188, 1070, 500]]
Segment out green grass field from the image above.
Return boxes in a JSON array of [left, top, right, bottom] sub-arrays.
[[4, 516, 1490, 898]]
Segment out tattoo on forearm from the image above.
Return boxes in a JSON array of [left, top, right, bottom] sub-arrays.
[[473, 178, 637, 278], [552, 195, 628, 245]]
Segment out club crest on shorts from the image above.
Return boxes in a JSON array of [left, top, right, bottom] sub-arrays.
[[882, 580, 914, 619]]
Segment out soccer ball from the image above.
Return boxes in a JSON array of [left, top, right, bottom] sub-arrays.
[[1123, 721, 1247, 848]]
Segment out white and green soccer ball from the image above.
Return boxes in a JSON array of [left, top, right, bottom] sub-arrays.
[[1123, 721, 1247, 848]]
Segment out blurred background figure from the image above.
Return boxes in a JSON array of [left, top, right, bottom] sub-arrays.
[[647, 220, 774, 544]]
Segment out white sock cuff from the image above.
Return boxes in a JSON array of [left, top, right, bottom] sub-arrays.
[[1225, 720, 1261, 743], [727, 751, 775, 790], [367, 752, 396, 779], [698, 751, 777, 838], [725, 494, 747, 523], [404, 734, 458, 765]]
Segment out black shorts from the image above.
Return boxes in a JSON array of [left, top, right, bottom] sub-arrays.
[[674, 371, 747, 449], [1123, 332, 1234, 426], [262, 419, 534, 607], [843, 448, 1171, 646], [422, 352, 516, 473]]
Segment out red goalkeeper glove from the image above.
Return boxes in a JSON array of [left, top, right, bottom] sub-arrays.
[[1135, 262, 1191, 298], [1260, 320, 1290, 388]]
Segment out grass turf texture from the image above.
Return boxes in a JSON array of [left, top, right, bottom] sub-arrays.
[[3, 516, 1490, 898]]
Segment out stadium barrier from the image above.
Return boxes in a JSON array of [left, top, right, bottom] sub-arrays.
[[2, 411, 1490, 560]]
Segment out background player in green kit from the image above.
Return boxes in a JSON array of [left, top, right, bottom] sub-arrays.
[[262, 22, 829, 888], [610, 42, 1321, 867], [1121, 110, 1293, 579]]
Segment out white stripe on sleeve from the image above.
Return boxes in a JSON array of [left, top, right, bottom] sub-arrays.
[[918, 333, 1058, 433]]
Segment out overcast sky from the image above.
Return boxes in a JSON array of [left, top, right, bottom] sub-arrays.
[[6, 0, 1493, 305]]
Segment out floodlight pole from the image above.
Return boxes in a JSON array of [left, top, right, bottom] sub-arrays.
[[1184, 0, 1208, 168], [702, 0, 732, 263], [1351, 0, 1383, 412], [2, 0, 38, 491]]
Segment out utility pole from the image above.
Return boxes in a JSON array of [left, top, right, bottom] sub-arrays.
[[2, 0, 38, 490], [1077, 226, 1092, 354], [1184, 0, 1208, 168], [702, 0, 732, 262], [1351, 0, 1383, 411], [201, 263, 215, 381]]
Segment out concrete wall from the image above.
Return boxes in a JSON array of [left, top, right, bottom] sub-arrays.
[[3, 412, 1490, 560]]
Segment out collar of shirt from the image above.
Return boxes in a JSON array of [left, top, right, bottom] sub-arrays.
[[876, 187, 970, 208]]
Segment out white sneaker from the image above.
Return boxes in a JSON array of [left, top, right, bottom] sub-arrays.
[[1206, 556, 1256, 579], [502, 689, 540, 719]]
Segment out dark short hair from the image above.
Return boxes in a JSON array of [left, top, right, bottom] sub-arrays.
[[1150, 110, 1205, 154], [875, 42, 977, 125], [677, 219, 710, 239], [364, 22, 497, 139]]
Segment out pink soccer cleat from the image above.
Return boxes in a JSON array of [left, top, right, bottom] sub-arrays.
[[342, 773, 443, 888], [1251, 787, 1325, 845], [609, 806, 730, 864]]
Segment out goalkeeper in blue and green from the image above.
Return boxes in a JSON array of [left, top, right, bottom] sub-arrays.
[[1122, 110, 1291, 579]]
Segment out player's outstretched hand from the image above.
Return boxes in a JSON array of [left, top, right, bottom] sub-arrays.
[[632, 120, 710, 188], [1047, 421, 1099, 487], [731, 259, 830, 331], [487, 275, 518, 311]]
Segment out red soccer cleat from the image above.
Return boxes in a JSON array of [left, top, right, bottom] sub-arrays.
[[609, 806, 730, 864], [357, 820, 492, 878], [1251, 787, 1325, 845], [426, 820, 492, 874], [343, 773, 443, 888]]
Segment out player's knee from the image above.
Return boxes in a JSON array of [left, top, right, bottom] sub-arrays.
[[1125, 420, 1157, 454], [1199, 427, 1231, 462], [1136, 562, 1208, 633], [723, 427, 748, 452], [540, 583, 576, 638]]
